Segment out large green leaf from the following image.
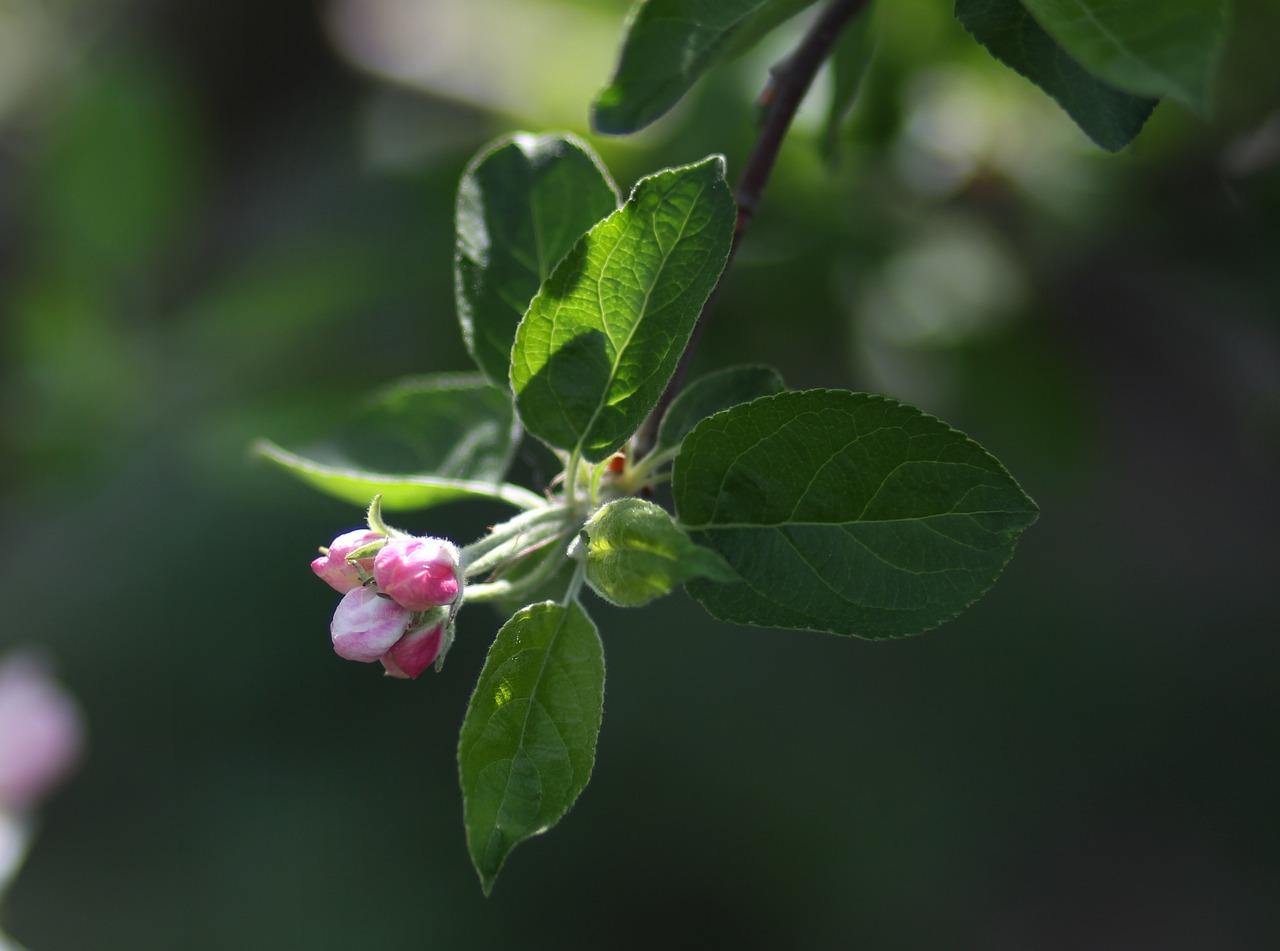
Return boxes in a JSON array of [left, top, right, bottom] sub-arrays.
[[577, 498, 735, 607], [458, 600, 605, 894], [656, 363, 785, 455], [511, 156, 735, 463], [592, 0, 821, 134], [255, 374, 541, 511], [1016, 0, 1227, 114], [956, 0, 1156, 151], [456, 133, 620, 387], [672, 390, 1039, 638]]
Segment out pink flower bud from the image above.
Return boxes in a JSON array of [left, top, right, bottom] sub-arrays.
[[379, 621, 445, 680], [373, 537, 461, 611], [312, 529, 384, 593], [0, 653, 84, 812], [330, 586, 412, 663]]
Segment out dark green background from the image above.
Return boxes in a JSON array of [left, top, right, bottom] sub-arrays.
[[2, 0, 1277, 947]]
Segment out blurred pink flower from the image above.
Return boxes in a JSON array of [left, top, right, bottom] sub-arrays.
[[0, 654, 84, 812]]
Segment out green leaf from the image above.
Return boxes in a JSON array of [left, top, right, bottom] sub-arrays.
[[458, 600, 605, 894], [456, 133, 620, 387], [1016, 0, 1227, 115], [593, 0, 821, 134], [511, 156, 735, 463], [656, 364, 786, 455], [255, 373, 542, 511], [672, 390, 1039, 638], [820, 8, 875, 159], [956, 0, 1156, 151], [577, 498, 735, 607], [254, 441, 543, 512]]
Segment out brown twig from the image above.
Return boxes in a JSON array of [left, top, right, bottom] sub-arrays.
[[633, 0, 872, 458]]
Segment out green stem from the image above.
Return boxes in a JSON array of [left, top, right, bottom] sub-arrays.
[[464, 529, 576, 605], [492, 482, 551, 511], [565, 447, 584, 511], [625, 446, 677, 489], [460, 504, 571, 577], [561, 561, 587, 608], [588, 457, 611, 508], [463, 520, 568, 580]]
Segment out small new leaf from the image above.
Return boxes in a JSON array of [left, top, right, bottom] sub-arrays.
[[673, 390, 1039, 638], [458, 601, 605, 894], [579, 498, 734, 607]]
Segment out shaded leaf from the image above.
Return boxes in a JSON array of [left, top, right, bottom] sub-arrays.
[[456, 133, 620, 387], [656, 364, 785, 455], [673, 390, 1039, 638], [1017, 0, 1227, 114], [334, 374, 521, 481], [511, 156, 735, 462], [458, 601, 605, 894], [592, 0, 821, 134], [956, 0, 1156, 151], [820, 8, 876, 159], [255, 374, 539, 511]]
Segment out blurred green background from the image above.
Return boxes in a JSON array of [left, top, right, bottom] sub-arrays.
[[2, 0, 1278, 947]]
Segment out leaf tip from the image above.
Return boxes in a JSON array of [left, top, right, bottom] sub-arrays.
[[251, 438, 290, 467], [703, 153, 728, 179], [589, 89, 633, 136]]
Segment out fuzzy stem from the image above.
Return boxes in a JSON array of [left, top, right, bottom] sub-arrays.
[[463, 529, 575, 605], [561, 561, 587, 608], [460, 504, 571, 576]]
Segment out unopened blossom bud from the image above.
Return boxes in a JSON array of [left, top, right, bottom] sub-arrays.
[[330, 586, 412, 663], [312, 529, 384, 593], [373, 537, 461, 611], [0, 653, 84, 812], [380, 619, 445, 680]]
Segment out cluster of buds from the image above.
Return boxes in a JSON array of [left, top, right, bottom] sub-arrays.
[[312, 520, 462, 679]]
